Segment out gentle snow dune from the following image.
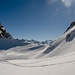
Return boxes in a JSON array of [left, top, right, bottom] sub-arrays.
[[0, 44, 48, 60], [0, 25, 75, 75]]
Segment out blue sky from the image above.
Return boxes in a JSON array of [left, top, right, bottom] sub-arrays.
[[0, 0, 75, 41]]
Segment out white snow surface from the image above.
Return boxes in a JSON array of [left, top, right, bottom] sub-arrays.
[[0, 25, 75, 75]]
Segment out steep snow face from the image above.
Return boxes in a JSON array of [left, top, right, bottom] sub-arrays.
[[43, 24, 75, 58]]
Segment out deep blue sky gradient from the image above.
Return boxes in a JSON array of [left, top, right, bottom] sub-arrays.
[[0, 0, 75, 41]]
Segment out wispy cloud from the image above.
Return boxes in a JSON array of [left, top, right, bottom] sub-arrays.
[[61, 0, 75, 7], [47, 0, 75, 7], [47, 0, 75, 16], [61, 0, 71, 7]]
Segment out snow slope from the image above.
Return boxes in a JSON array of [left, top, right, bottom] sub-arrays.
[[0, 22, 75, 75], [0, 38, 31, 50], [42, 25, 75, 58], [0, 51, 75, 75]]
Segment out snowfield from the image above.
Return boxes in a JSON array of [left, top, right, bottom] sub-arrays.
[[0, 24, 75, 75], [0, 52, 75, 75]]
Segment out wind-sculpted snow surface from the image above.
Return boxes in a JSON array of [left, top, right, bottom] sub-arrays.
[[0, 44, 49, 60]]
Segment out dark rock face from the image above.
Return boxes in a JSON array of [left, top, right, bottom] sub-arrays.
[[65, 21, 75, 33], [0, 23, 12, 39], [0, 23, 6, 37], [66, 30, 75, 42]]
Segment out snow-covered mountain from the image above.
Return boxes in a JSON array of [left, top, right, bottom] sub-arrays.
[[24, 39, 53, 45], [0, 22, 75, 75], [0, 23, 31, 50], [0, 21, 75, 58], [0, 23, 53, 50]]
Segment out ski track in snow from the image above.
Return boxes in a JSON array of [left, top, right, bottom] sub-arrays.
[[5, 59, 75, 67], [1, 52, 74, 68]]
